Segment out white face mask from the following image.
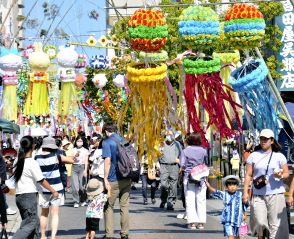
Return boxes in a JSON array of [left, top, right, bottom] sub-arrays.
[[76, 142, 83, 147]]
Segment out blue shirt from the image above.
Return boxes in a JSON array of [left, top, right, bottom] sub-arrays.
[[102, 133, 122, 182], [212, 190, 246, 227]]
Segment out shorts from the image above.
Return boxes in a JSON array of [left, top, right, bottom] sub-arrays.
[[39, 193, 64, 208], [224, 224, 239, 237], [86, 218, 100, 231]]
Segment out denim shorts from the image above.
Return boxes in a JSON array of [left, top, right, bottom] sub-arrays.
[[224, 224, 239, 237]]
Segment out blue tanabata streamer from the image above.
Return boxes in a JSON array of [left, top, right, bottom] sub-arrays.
[[229, 59, 281, 138]]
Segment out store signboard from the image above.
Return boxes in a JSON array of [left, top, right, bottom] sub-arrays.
[[276, 0, 294, 91]]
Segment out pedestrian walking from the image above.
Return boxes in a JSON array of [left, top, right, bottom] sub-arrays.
[[13, 136, 58, 239], [140, 151, 159, 205], [243, 129, 289, 239], [72, 135, 89, 208], [85, 178, 108, 239], [89, 134, 104, 181], [102, 122, 131, 239], [159, 130, 182, 210], [206, 175, 248, 239], [36, 136, 73, 239], [62, 137, 74, 192], [180, 132, 208, 229]]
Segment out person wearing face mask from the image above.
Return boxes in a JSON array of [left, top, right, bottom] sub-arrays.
[[159, 130, 182, 211], [72, 135, 89, 208]]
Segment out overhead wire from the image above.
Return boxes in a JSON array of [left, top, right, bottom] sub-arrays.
[[44, 0, 78, 45]]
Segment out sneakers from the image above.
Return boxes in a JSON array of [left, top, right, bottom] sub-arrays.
[[6, 208, 17, 215], [177, 213, 185, 219], [81, 201, 87, 207], [196, 224, 204, 229], [188, 223, 196, 230], [73, 203, 79, 208], [151, 198, 156, 204], [143, 200, 148, 205]]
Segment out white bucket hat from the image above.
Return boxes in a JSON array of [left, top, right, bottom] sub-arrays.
[[42, 137, 58, 149]]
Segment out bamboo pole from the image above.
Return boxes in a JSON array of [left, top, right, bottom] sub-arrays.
[[254, 47, 294, 133]]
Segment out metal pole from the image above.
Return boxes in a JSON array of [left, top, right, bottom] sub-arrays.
[[104, 0, 284, 9], [254, 47, 294, 133]]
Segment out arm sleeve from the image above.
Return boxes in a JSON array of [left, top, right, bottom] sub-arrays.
[[279, 153, 287, 166], [247, 153, 254, 165], [211, 190, 224, 200], [31, 161, 45, 182], [180, 151, 186, 168], [102, 141, 111, 159]]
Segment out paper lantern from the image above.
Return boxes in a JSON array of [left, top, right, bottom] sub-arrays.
[[128, 9, 168, 52], [178, 6, 220, 48], [224, 4, 265, 48], [138, 50, 168, 63]]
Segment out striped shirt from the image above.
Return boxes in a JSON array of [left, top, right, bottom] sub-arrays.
[[35, 153, 64, 194], [212, 190, 247, 227]]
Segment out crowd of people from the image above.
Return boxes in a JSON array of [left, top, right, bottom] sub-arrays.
[[0, 124, 293, 239]]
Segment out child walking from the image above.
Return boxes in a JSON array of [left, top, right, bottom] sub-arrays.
[[85, 178, 108, 239], [206, 175, 248, 239]]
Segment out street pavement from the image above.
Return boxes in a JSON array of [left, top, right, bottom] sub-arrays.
[[5, 185, 294, 239]]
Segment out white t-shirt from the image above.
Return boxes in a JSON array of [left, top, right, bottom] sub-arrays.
[[73, 147, 89, 165], [89, 148, 104, 177], [247, 150, 287, 195], [15, 157, 44, 195]]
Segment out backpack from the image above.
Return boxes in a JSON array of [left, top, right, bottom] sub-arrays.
[[111, 137, 140, 182]]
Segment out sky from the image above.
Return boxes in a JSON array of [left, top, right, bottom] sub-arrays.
[[23, 0, 107, 59]]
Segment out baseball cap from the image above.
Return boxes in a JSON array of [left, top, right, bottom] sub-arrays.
[[259, 129, 274, 139]]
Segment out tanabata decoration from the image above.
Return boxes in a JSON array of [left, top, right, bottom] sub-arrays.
[[89, 55, 110, 69], [44, 45, 57, 59], [92, 73, 108, 88], [229, 59, 280, 136], [138, 50, 168, 63], [183, 56, 242, 145], [128, 9, 168, 52], [23, 42, 51, 126], [75, 73, 87, 89], [113, 74, 128, 103], [57, 45, 79, 118], [0, 48, 22, 121], [178, 6, 220, 48], [224, 4, 265, 49], [125, 62, 170, 164], [23, 45, 35, 59], [213, 50, 243, 125], [75, 54, 87, 68]]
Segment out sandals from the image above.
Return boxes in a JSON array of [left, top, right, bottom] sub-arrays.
[[188, 223, 197, 230]]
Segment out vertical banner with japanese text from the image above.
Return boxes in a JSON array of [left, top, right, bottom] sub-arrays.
[[276, 0, 294, 91]]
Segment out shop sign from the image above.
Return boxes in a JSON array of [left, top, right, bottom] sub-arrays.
[[276, 0, 294, 91]]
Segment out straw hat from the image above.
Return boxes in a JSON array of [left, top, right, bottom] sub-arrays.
[[42, 137, 58, 149], [86, 179, 104, 200]]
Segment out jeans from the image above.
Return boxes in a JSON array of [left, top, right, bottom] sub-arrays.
[[104, 178, 131, 238], [141, 174, 157, 201], [13, 193, 40, 239]]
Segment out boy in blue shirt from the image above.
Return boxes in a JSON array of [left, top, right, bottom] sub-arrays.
[[206, 175, 248, 239]]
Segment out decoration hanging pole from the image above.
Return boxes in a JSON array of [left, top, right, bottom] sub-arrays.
[[254, 47, 294, 133]]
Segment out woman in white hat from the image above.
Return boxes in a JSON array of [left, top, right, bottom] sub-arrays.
[[35, 136, 73, 239], [243, 129, 289, 239]]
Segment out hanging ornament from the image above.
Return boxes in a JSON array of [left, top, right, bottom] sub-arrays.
[[111, 35, 119, 45], [183, 56, 242, 144], [86, 36, 97, 46], [128, 9, 168, 52], [89, 55, 110, 69], [224, 4, 265, 49], [138, 50, 168, 63], [75, 73, 87, 89], [98, 35, 109, 46], [92, 73, 108, 88], [23, 42, 51, 127], [0, 47, 22, 121], [44, 45, 57, 59], [75, 54, 87, 68], [56, 45, 79, 118], [178, 6, 220, 49], [23, 45, 35, 59], [113, 74, 125, 88], [125, 62, 171, 164], [229, 59, 280, 136]]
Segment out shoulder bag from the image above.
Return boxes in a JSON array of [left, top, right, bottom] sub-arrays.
[[253, 152, 273, 189]]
